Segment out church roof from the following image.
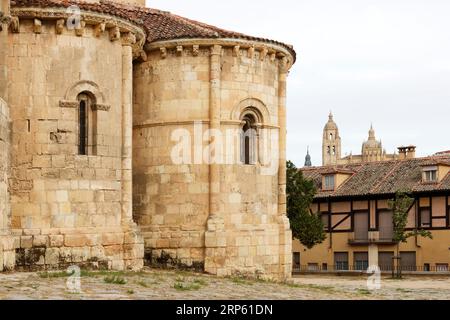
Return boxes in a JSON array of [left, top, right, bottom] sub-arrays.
[[301, 155, 450, 200], [11, 0, 296, 59]]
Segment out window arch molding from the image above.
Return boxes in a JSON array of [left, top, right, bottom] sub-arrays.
[[231, 98, 269, 125], [65, 80, 106, 104], [60, 80, 111, 111], [239, 107, 263, 124]]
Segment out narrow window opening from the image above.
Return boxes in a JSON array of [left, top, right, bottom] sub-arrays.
[[241, 114, 257, 165], [27, 119, 31, 133], [79, 99, 87, 155], [77, 92, 98, 156]]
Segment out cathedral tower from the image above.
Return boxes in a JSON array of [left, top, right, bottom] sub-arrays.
[[362, 125, 383, 162], [322, 113, 341, 166]]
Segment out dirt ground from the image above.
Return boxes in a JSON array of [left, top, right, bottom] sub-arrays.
[[0, 268, 449, 300]]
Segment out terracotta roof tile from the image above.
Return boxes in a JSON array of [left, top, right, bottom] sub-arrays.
[[11, 0, 296, 58], [301, 156, 450, 199]]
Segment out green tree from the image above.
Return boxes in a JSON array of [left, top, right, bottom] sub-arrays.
[[286, 161, 326, 249], [388, 190, 433, 278]]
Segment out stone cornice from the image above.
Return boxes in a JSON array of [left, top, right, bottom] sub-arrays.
[[145, 38, 295, 70], [10, 7, 146, 57]]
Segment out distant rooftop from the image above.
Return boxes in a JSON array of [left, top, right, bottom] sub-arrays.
[[301, 155, 450, 200]]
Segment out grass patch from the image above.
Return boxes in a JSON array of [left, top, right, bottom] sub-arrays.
[[173, 282, 202, 291], [127, 289, 135, 295], [357, 289, 372, 295], [104, 275, 127, 285], [173, 277, 207, 291], [230, 277, 254, 286], [193, 278, 207, 286]]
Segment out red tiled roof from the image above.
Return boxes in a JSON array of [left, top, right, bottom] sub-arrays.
[[301, 156, 450, 199], [11, 0, 296, 58], [436, 150, 450, 156]]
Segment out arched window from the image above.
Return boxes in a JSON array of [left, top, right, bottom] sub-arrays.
[[327, 146, 331, 155], [332, 146, 336, 155], [241, 114, 257, 165], [329, 133, 333, 141], [77, 92, 97, 155]]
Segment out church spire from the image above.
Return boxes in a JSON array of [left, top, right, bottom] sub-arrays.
[[368, 123, 376, 140], [304, 147, 312, 167]]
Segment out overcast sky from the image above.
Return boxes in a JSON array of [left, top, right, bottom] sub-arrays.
[[147, 0, 450, 167]]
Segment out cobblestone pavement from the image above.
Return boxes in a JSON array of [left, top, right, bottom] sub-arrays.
[[0, 268, 449, 300]]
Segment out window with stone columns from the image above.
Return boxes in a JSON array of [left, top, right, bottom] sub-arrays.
[[240, 113, 258, 165], [77, 92, 97, 156]]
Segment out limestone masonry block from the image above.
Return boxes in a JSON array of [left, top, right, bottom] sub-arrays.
[[0, 3, 294, 279]]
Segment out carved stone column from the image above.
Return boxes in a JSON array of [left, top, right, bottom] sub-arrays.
[[0, 0, 10, 98], [278, 56, 288, 216], [207, 44, 223, 227], [121, 33, 144, 270], [277, 56, 293, 280], [205, 45, 227, 276], [121, 33, 136, 224]]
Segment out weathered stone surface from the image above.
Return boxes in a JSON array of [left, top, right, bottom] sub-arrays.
[[133, 44, 293, 280], [0, 0, 294, 280]]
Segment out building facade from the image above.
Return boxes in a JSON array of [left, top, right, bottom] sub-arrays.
[[322, 113, 399, 166], [294, 155, 450, 272], [0, 0, 295, 280]]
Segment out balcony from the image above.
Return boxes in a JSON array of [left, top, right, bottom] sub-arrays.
[[348, 232, 396, 246]]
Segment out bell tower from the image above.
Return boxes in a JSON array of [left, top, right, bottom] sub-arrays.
[[322, 112, 341, 166]]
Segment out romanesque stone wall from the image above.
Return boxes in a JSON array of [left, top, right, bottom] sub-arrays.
[[0, 100, 10, 235], [133, 43, 293, 279], [0, 98, 15, 271], [0, 1, 16, 272], [7, 19, 143, 270], [133, 48, 211, 269], [206, 47, 292, 279]]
